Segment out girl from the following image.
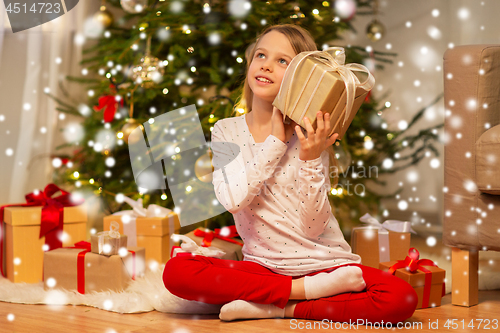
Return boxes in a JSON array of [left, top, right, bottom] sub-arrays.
[[163, 24, 418, 323]]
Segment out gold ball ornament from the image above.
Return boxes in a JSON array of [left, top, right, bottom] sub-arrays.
[[195, 150, 214, 183], [121, 118, 144, 144], [94, 6, 113, 28], [131, 55, 165, 88], [366, 19, 385, 42]]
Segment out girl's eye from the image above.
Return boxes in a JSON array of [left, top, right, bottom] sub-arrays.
[[255, 52, 287, 64]]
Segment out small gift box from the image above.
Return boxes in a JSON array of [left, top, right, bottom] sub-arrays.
[[90, 221, 128, 256], [350, 213, 415, 268], [273, 47, 374, 141], [103, 196, 180, 264], [173, 226, 243, 261], [43, 241, 145, 294], [0, 184, 87, 283], [379, 248, 446, 309]]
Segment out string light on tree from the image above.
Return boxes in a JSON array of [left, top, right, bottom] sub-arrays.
[[203, 3, 211, 14]]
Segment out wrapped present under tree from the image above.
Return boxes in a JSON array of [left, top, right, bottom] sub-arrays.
[[0, 184, 86, 283], [379, 247, 446, 309], [171, 226, 243, 261], [351, 213, 415, 268], [43, 241, 145, 294]]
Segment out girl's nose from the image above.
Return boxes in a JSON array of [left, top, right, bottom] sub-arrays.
[[261, 61, 272, 72]]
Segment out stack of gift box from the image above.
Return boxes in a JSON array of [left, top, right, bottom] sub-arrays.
[[44, 221, 146, 293], [102, 204, 181, 265], [0, 186, 148, 293], [351, 213, 446, 309], [1, 186, 244, 294]]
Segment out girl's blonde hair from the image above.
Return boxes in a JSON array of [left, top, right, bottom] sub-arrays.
[[236, 24, 339, 189]]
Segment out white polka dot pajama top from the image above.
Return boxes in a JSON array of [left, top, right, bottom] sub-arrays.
[[211, 114, 361, 276]]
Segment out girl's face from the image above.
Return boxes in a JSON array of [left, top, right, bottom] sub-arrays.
[[247, 30, 297, 106]]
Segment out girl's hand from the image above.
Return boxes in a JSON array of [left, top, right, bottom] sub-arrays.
[[271, 107, 296, 144], [295, 111, 339, 161]]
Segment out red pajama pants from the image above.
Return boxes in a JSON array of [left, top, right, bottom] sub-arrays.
[[163, 254, 418, 323]]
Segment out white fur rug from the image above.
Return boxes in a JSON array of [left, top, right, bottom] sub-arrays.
[[0, 266, 222, 314], [1, 254, 498, 314]]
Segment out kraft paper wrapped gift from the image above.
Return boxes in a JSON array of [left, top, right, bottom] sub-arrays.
[[43, 242, 145, 294], [175, 226, 243, 261], [103, 197, 180, 264], [90, 221, 128, 256], [379, 248, 446, 309], [0, 186, 87, 284], [350, 213, 415, 268], [273, 47, 375, 141]]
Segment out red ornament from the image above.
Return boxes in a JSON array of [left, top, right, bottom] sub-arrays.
[[93, 84, 124, 123]]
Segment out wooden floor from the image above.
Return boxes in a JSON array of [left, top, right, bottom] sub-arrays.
[[2, 235, 498, 332], [0, 291, 499, 332]]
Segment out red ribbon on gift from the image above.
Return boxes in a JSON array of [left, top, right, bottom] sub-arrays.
[[0, 184, 84, 277], [67, 241, 136, 294], [128, 249, 136, 280], [169, 245, 194, 259], [388, 247, 438, 308], [67, 241, 92, 294], [193, 226, 243, 247]]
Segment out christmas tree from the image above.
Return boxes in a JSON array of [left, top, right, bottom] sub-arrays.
[[49, 0, 442, 230]]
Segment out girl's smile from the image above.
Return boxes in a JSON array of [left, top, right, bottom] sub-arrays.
[[255, 75, 274, 85]]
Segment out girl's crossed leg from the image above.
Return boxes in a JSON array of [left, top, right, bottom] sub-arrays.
[[163, 255, 418, 323]]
